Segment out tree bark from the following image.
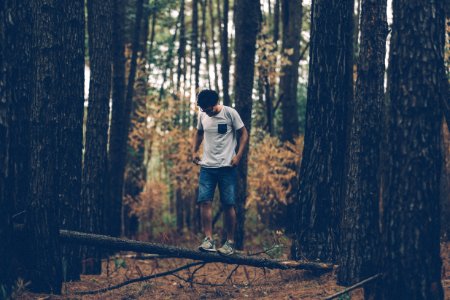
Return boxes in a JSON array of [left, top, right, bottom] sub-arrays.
[[0, 1, 14, 291], [82, 0, 113, 275], [27, 0, 63, 292], [193, 0, 200, 92], [220, 0, 231, 106], [279, 0, 302, 142], [108, 0, 126, 238], [122, 0, 144, 239], [381, 0, 446, 299], [337, 0, 387, 287], [291, 0, 354, 263], [60, 230, 333, 271], [208, 0, 220, 92], [57, 0, 85, 281], [233, 0, 261, 250]]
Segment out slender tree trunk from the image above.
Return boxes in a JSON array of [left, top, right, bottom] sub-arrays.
[[193, 0, 200, 92], [279, 0, 302, 142], [221, 0, 231, 106], [122, 0, 144, 238], [27, 0, 63, 292], [208, 0, 220, 92], [291, 0, 354, 263], [381, 0, 446, 298], [148, 1, 157, 64], [200, 0, 211, 89], [82, 0, 113, 274], [108, 0, 126, 238], [233, 0, 261, 250], [337, 0, 387, 287], [57, 0, 85, 281], [177, 0, 186, 92], [124, 0, 152, 232]]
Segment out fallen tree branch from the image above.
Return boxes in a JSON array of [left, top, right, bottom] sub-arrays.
[[324, 273, 382, 300], [70, 261, 205, 295], [60, 230, 333, 271]]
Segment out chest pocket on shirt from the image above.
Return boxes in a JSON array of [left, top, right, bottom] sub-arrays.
[[218, 123, 227, 134]]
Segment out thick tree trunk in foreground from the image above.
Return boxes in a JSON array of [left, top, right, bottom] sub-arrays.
[[279, 0, 302, 143], [27, 0, 63, 293], [291, 0, 353, 263], [233, 0, 260, 250], [60, 230, 333, 271], [0, 2, 13, 291], [337, 0, 387, 287], [82, 0, 113, 275], [0, 0, 33, 290], [381, 1, 445, 299], [108, 0, 127, 238], [58, 0, 85, 281]]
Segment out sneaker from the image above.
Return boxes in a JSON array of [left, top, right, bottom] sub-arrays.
[[199, 237, 217, 252], [218, 240, 235, 255]]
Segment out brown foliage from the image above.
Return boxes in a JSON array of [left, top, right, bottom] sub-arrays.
[[248, 131, 303, 230]]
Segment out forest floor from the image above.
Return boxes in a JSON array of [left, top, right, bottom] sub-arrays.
[[16, 234, 450, 300]]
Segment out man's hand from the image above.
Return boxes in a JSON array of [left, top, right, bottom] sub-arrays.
[[192, 154, 201, 165], [230, 155, 241, 167]]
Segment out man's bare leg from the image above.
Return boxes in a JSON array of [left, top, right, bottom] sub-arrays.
[[224, 205, 236, 241], [200, 202, 213, 238]]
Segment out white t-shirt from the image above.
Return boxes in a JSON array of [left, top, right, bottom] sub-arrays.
[[197, 105, 245, 168]]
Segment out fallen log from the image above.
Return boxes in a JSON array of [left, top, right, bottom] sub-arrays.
[[60, 230, 333, 272]]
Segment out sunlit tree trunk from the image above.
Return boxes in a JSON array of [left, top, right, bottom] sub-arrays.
[[291, 0, 354, 262], [81, 0, 113, 274], [234, 0, 261, 250], [338, 0, 387, 289], [381, 0, 446, 298]]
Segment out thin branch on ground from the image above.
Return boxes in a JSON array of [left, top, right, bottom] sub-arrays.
[[69, 262, 204, 295], [224, 265, 240, 284], [171, 273, 226, 287], [324, 273, 382, 300]]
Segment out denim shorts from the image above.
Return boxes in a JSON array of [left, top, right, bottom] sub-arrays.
[[197, 167, 237, 205]]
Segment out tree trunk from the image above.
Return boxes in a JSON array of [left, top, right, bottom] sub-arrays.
[[82, 0, 113, 275], [0, 1, 14, 291], [208, 0, 220, 92], [56, 0, 85, 281], [291, 0, 354, 263], [27, 0, 63, 292], [233, 0, 260, 250], [220, 0, 231, 106], [279, 0, 302, 142], [108, 0, 126, 238], [381, 0, 446, 298], [124, 0, 151, 233], [337, 0, 387, 287], [60, 230, 334, 271], [193, 0, 200, 92], [177, 0, 186, 92], [122, 0, 144, 239]]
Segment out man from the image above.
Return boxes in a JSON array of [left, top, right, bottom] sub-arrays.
[[191, 89, 249, 255]]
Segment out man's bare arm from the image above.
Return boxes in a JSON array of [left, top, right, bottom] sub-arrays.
[[231, 126, 249, 167], [191, 129, 204, 164]]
